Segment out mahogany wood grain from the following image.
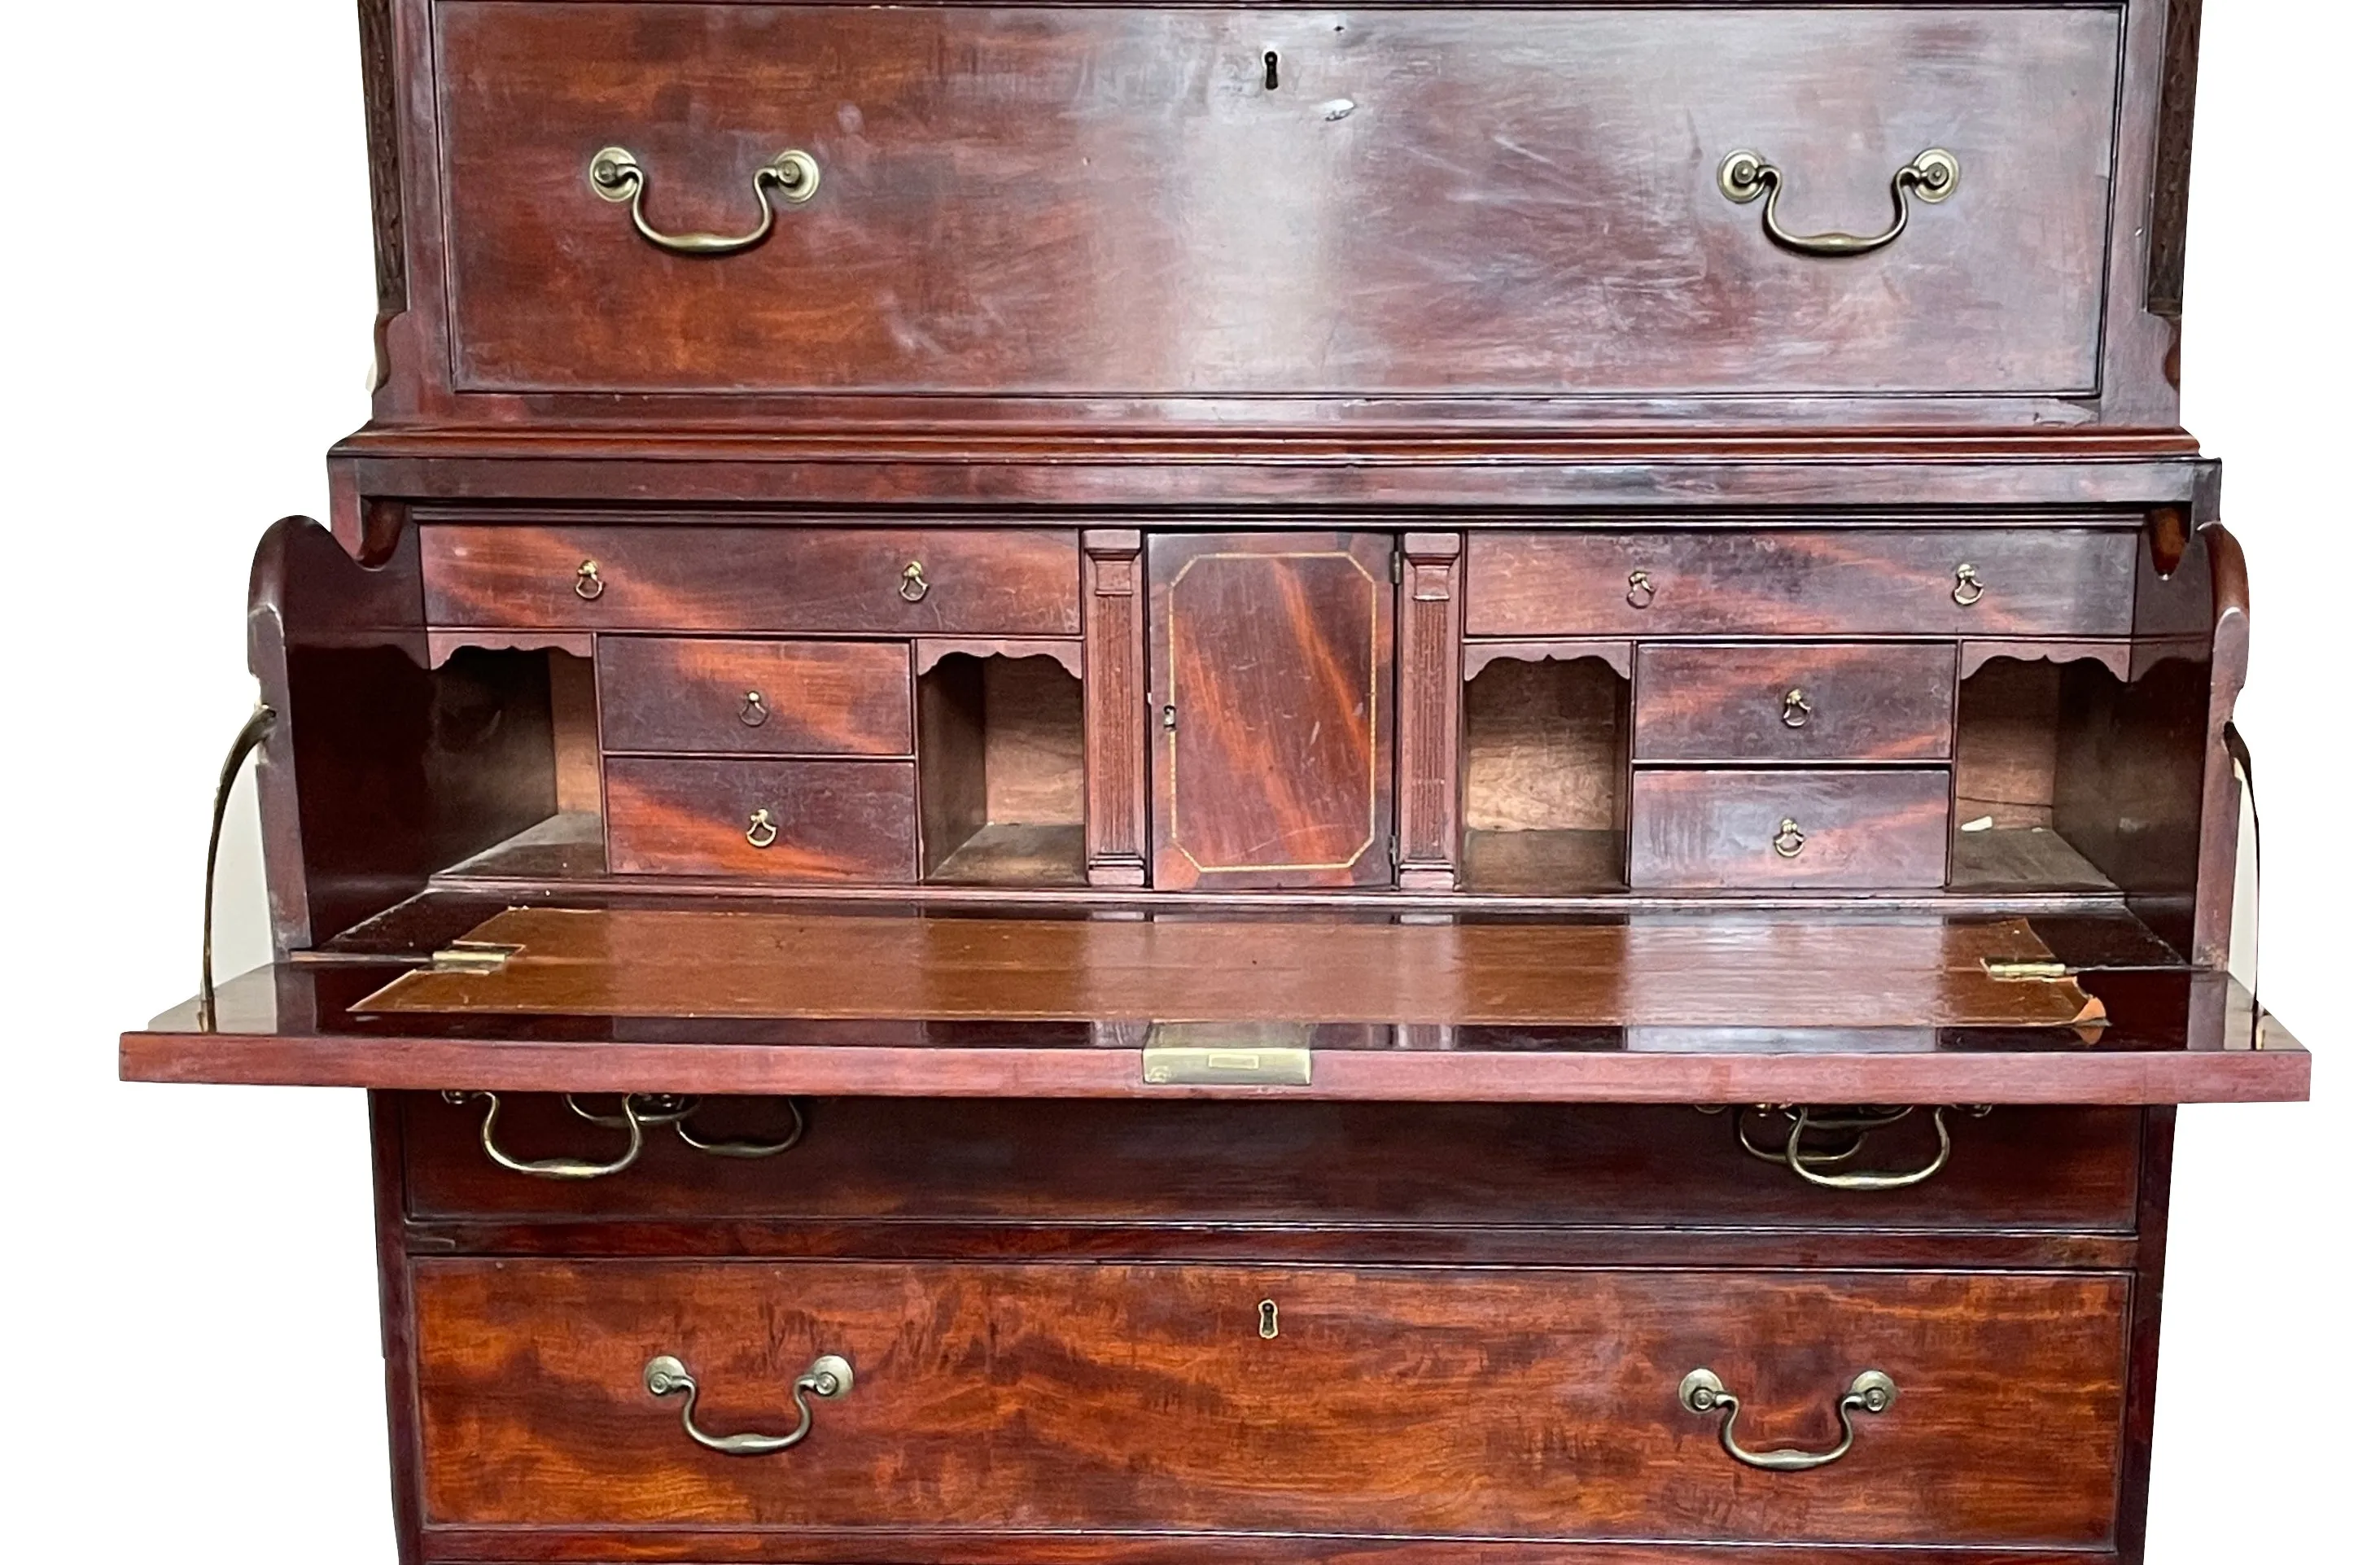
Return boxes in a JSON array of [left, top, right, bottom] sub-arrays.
[[604, 758, 917, 882], [1398, 532, 1464, 888], [1081, 530, 1149, 886], [1469, 530, 2137, 638], [411, 1260, 2128, 1545], [1630, 769, 1952, 890], [420, 525, 1081, 636], [1634, 643, 1957, 763], [597, 638, 912, 756], [1148, 532, 1394, 890], [412, 1537, 2124, 1565]]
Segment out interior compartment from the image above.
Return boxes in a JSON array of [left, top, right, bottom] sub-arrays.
[[1951, 654, 2207, 898], [918, 652, 1087, 885], [431, 646, 606, 881], [1460, 654, 1630, 894]]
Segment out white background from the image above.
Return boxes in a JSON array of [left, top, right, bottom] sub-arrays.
[[0, 2, 2368, 1556]]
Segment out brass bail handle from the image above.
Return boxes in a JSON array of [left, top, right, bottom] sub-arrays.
[[588, 145, 820, 257], [645, 1352, 855, 1456], [1780, 687, 1813, 729], [1679, 1366, 1899, 1471], [441, 1090, 648, 1180], [1719, 146, 1958, 259]]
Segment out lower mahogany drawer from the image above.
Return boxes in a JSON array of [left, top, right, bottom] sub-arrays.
[[1631, 768, 1950, 889], [606, 757, 917, 881], [413, 1259, 2129, 1545]]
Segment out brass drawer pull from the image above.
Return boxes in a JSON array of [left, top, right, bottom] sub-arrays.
[[574, 559, 605, 601], [1952, 562, 1984, 606], [1771, 817, 1806, 858], [441, 1092, 808, 1178], [645, 1352, 854, 1457], [899, 560, 931, 602], [1625, 568, 1656, 610], [1735, 1104, 1990, 1190], [588, 145, 820, 257], [1680, 1366, 1898, 1471], [738, 689, 770, 728], [746, 808, 780, 849], [1718, 146, 1958, 258], [1779, 687, 1813, 729]]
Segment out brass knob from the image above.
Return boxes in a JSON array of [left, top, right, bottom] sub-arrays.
[[574, 559, 605, 601], [1773, 818, 1807, 859], [899, 561, 930, 602], [1780, 688, 1813, 729], [746, 808, 780, 849], [1625, 569, 1656, 610], [1952, 562, 1984, 606], [739, 690, 770, 728]]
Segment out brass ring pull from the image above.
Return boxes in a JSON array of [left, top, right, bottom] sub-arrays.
[[442, 1090, 645, 1180], [746, 808, 780, 849], [1780, 688, 1813, 729], [899, 561, 930, 602], [1735, 1104, 1910, 1170], [676, 1098, 807, 1159], [738, 690, 770, 728], [1772, 817, 1807, 858], [1625, 569, 1656, 610], [574, 559, 605, 601], [1718, 147, 1958, 258], [588, 145, 820, 257], [1737, 1104, 1988, 1190], [1952, 562, 1984, 606], [644, 1353, 854, 1457], [1680, 1367, 1898, 1471]]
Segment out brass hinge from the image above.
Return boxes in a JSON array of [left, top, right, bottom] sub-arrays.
[[1143, 1022, 1314, 1086], [429, 939, 522, 975], [1983, 958, 2073, 982]]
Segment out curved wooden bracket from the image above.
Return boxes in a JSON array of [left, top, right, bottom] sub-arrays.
[[1462, 640, 1632, 683]]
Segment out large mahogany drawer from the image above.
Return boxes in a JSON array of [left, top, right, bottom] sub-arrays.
[[1469, 529, 2137, 637], [1635, 642, 1958, 763], [598, 638, 912, 756], [1631, 767, 1951, 889], [413, 1259, 2129, 1545], [606, 757, 918, 881], [437, 5, 2120, 401], [421, 525, 1082, 636]]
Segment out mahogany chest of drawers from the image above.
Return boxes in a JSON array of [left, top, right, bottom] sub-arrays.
[[125, 3, 2306, 1562]]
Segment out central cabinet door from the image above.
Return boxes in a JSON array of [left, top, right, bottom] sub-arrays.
[[1149, 532, 1394, 890]]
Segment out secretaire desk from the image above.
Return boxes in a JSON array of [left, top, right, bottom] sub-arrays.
[[124, 4, 2308, 1562]]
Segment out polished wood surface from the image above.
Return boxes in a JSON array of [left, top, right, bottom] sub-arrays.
[[1469, 529, 2137, 638], [604, 758, 918, 881], [1634, 642, 1958, 763], [1148, 532, 1394, 890], [412, 1259, 2127, 1544], [421, 525, 1082, 636], [1630, 769, 1953, 890], [597, 637, 912, 756]]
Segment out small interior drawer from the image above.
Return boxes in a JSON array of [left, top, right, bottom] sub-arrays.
[[605, 755, 918, 881], [1634, 641, 1957, 762], [598, 636, 912, 756], [1630, 767, 1951, 889]]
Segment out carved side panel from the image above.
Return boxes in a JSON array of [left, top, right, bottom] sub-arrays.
[[1083, 530, 1148, 886], [1398, 532, 1463, 889], [359, 0, 407, 383]]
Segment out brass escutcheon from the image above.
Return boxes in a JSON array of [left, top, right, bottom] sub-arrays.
[[1258, 1299, 1280, 1340], [574, 559, 605, 601], [1781, 687, 1813, 729], [899, 561, 930, 602], [1625, 568, 1656, 610], [746, 808, 780, 849], [739, 689, 770, 728], [1772, 817, 1807, 858], [1952, 562, 1984, 606]]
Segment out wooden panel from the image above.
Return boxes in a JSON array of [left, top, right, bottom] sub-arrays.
[[1397, 532, 1463, 888], [1635, 642, 1957, 763], [401, 1096, 2145, 1239], [438, 6, 2120, 400], [1469, 530, 2136, 637], [604, 758, 917, 881], [413, 1260, 2128, 1545], [1082, 531, 1148, 886], [597, 638, 912, 755], [421, 525, 1080, 636], [1631, 769, 1952, 890], [1148, 532, 1393, 890]]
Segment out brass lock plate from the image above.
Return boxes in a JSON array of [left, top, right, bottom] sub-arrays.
[[1143, 1023, 1315, 1086]]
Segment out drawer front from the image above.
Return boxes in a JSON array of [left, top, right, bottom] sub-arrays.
[[1632, 768, 1950, 889], [421, 525, 1082, 636], [439, 5, 2119, 400], [414, 1260, 2128, 1545], [606, 757, 917, 881], [599, 638, 912, 756], [1469, 530, 2136, 637], [1635, 642, 1957, 763]]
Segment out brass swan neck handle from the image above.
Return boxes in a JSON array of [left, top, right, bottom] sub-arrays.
[[1680, 1367, 1899, 1471], [1719, 148, 1958, 259], [645, 1353, 855, 1456], [589, 145, 820, 257]]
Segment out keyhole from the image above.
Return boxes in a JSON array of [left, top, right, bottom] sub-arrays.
[[1258, 1299, 1280, 1339], [1263, 51, 1280, 90]]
